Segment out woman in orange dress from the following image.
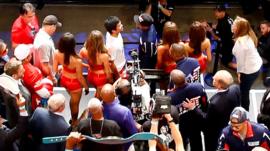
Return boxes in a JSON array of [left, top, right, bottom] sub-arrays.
[[79, 30, 112, 98], [53, 32, 89, 127], [156, 21, 180, 91], [184, 21, 212, 73]]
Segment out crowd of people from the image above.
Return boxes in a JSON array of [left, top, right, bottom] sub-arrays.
[[1, 1, 270, 151]]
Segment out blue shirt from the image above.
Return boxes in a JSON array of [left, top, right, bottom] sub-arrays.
[[140, 24, 157, 43], [103, 98, 137, 138], [218, 122, 270, 151], [168, 83, 207, 115], [139, 24, 157, 69], [176, 57, 200, 83]]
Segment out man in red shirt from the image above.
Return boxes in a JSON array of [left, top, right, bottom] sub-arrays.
[[11, 3, 39, 50], [14, 44, 53, 110]]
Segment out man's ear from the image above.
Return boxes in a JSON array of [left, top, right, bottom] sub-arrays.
[[12, 74, 17, 79]]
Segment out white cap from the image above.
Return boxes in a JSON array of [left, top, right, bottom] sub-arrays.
[[14, 44, 32, 61]]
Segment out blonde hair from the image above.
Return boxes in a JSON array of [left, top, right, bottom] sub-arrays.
[[85, 30, 107, 64], [48, 94, 65, 112], [213, 70, 233, 89], [4, 60, 22, 76], [233, 16, 258, 47]]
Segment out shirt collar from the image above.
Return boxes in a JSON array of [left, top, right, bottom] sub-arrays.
[[0, 73, 20, 95], [103, 98, 120, 106], [53, 111, 64, 117], [40, 28, 51, 39], [232, 121, 254, 139], [216, 88, 228, 93]]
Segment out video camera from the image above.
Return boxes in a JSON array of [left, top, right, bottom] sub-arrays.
[[126, 49, 144, 121], [151, 91, 171, 118], [126, 49, 171, 121]]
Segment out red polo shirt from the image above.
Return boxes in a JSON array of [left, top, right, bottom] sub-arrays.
[[11, 15, 39, 46]]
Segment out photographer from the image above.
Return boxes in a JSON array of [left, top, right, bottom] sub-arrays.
[[119, 49, 152, 122], [114, 75, 151, 116], [142, 102, 179, 150], [149, 113, 185, 151]]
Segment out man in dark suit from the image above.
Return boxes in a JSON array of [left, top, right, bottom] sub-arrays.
[[0, 87, 28, 151], [184, 70, 241, 151], [29, 93, 70, 151]]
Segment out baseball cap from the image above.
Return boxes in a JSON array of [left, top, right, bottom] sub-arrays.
[[14, 44, 32, 61], [43, 15, 62, 27], [134, 13, 154, 27], [230, 107, 248, 124], [215, 4, 226, 12]]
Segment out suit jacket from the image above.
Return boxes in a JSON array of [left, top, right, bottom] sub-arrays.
[[0, 116, 28, 151], [194, 84, 241, 151], [29, 108, 70, 151], [257, 89, 270, 129], [0, 85, 19, 128]]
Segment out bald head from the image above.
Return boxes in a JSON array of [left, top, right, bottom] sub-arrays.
[[169, 43, 186, 61], [213, 70, 233, 89], [170, 69, 186, 87], [48, 93, 65, 112], [101, 84, 116, 103], [88, 97, 103, 115]]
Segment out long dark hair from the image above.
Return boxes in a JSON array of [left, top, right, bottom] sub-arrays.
[[162, 21, 180, 46], [189, 21, 206, 55], [58, 32, 77, 65]]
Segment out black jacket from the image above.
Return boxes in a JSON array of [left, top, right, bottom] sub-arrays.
[[257, 89, 270, 129], [0, 85, 19, 128], [0, 116, 28, 151], [193, 84, 241, 151], [29, 108, 70, 151], [258, 33, 270, 63]]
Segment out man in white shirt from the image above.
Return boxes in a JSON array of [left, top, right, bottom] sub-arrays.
[[104, 16, 126, 74], [33, 15, 62, 84]]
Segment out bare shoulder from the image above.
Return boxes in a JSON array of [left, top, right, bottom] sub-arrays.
[[100, 52, 110, 58], [183, 42, 193, 53], [157, 44, 169, 53], [54, 50, 63, 59], [79, 47, 88, 58], [75, 56, 82, 64], [202, 38, 211, 48], [54, 49, 60, 56], [204, 38, 211, 44]]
